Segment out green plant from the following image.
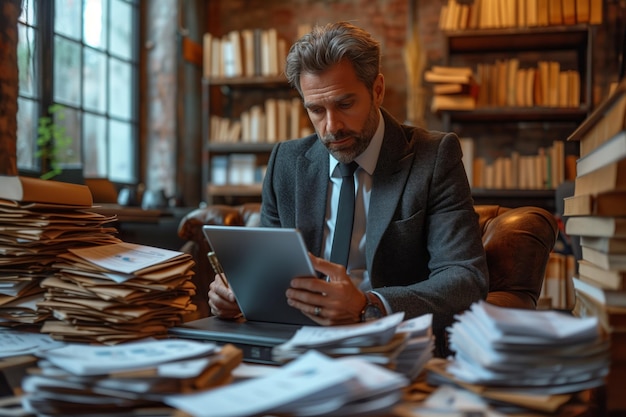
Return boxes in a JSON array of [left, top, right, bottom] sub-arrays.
[[36, 104, 73, 180]]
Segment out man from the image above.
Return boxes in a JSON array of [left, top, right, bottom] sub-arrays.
[[209, 21, 488, 356]]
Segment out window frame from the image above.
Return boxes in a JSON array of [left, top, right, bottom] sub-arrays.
[[16, 0, 140, 185]]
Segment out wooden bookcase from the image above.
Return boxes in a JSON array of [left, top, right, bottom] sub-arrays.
[[201, 75, 306, 204], [439, 25, 595, 212]]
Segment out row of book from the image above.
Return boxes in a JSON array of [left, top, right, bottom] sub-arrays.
[[203, 28, 287, 79], [565, 77, 626, 413], [209, 97, 312, 144], [460, 138, 572, 190], [426, 61, 581, 112], [476, 60, 581, 109], [439, 0, 602, 31], [202, 24, 312, 80], [539, 252, 577, 310]]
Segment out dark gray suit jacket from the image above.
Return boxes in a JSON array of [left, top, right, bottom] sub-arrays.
[[261, 109, 488, 355]]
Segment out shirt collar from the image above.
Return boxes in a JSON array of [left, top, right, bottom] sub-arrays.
[[329, 109, 385, 177]]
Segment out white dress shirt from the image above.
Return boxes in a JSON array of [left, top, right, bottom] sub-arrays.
[[323, 111, 390, 313]]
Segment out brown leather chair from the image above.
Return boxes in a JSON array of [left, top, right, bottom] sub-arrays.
[[178, 204, 558, 319]]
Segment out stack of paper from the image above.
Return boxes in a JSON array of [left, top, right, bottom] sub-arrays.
[[21, 339, 242, 416], [445, 301, 609, 394], [165, 349, 408, 417], [0, 198, 120, 327], [37, 242, 197, 344], [272, 312, 435, 381], [0, 328, 65, 358]]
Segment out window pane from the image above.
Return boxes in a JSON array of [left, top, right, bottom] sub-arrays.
[[19, 0, 36, 25], [54, 37, 81, 106], [83, 113, 108, 177], [108, 119, 135, 182], [18, 24, 37, 97], [55, 106, 82, 167], [16, 98, 38, 171], [110, 0, 132, 60], [83, 48, 107, 112], [54, 0, 81, 40], [84, 0, 108, 49], [108, 58, 132, 119]]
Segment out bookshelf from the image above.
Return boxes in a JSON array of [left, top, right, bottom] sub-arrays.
[[200, 25, 317, 204], [201, 72, 308, 205], [436, 25, 594, 211]]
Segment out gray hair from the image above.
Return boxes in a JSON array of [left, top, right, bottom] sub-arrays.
[[285, 21, 381, 97]]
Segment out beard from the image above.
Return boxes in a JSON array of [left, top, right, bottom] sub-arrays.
[[320, 103, 379, 164]]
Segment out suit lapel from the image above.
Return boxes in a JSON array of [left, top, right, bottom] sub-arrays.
[[297, 141, 329, 256], [366, 110, 415, 269]]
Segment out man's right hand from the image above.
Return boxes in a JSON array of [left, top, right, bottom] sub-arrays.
[[208, 274, 242, 318]]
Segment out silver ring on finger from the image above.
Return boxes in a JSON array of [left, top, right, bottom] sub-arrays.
[[314, 306, 321, 316]]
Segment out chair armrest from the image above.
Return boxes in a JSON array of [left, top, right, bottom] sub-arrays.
[[481, 206, 558, 309], [176, 203, 262, 320]]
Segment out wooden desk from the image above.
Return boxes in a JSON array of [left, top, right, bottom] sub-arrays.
[[90, 205, 194, 250], [0, 355, 605, 417], [91, 204, 170, 223]]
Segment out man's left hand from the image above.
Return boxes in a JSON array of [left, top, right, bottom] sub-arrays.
[[285, 253, 366, 325]]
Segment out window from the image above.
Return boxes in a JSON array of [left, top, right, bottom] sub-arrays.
[[16, 0, 139, 183]]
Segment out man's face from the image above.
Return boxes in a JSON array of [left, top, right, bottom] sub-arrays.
[[300, 59, 385, 164]]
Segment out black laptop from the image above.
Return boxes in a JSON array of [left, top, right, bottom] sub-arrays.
[[168, 316, 300, 364]]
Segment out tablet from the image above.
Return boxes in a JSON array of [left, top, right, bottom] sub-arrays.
[[202, 225, 319, 326]]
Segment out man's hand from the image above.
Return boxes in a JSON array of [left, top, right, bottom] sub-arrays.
[[286, 253, 367, 325], [208, 274, 242, 318]]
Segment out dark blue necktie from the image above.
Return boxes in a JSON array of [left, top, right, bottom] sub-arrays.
[[330, 161, 359, 267]]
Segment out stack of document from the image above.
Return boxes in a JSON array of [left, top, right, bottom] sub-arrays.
[[272, 312, 435, 381], [21, 339, 242, 416], [445, 301, 609, 394], [0, 199, 120, 326], [165, 349, 409, 417], [37, 242, 197, 344]]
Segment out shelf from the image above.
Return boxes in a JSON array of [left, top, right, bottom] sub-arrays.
[[206, 142, 277, 153], [445, 25, 590, 53], [444, 107, 590, 123], [208, 184, 263, 197], [472, 188, 556, 212], [203, 75, 288, 87]]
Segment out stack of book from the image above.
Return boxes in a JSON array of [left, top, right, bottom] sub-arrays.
[[425, 65, 478, 112], [209, 97, 311, 144], [271, 312, 434, 381], [21, 339, 242, 415], [0, 176, 120, 327], [438, 0, 602, 31], [38, 241, 198, 344], [435, 301, 608, 414], [474, 58, 581, 110], [564, 77, 626, 413]]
